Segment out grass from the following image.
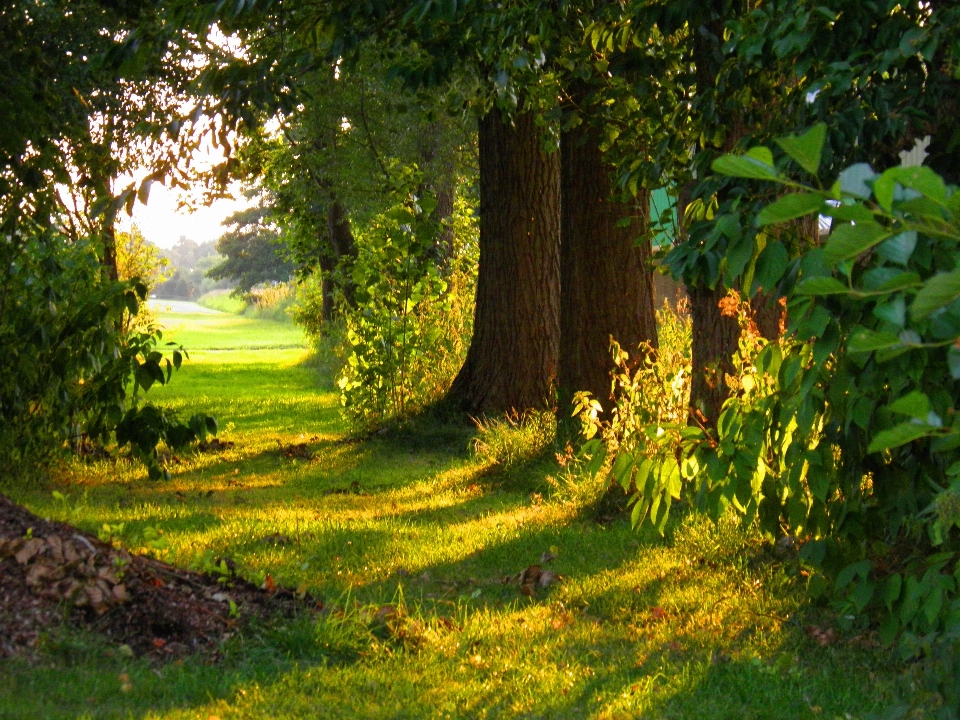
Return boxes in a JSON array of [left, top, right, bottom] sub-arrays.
[[195, 290, 249, 315], [0, 305, 931, 719]]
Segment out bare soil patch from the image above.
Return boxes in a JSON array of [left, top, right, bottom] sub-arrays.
[[0, 493, 314, 661]]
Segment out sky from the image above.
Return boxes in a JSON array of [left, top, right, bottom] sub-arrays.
[[117, 181, 251, 250]]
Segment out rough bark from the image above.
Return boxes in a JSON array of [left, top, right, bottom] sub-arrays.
[[445, 107, 560, 414], [689, 283, 740, 428], [560, 122, 658, 411], [686, 17, 744, 431]]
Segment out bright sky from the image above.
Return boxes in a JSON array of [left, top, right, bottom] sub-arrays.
[[117, 182, 250, 250]]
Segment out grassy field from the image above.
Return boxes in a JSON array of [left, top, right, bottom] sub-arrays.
[[0, 304, 929, 719]]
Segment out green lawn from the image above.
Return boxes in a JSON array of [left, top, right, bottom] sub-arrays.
[[1, 305, 927, 719]]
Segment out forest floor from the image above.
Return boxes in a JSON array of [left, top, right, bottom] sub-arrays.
[[0, 303, 935, 719]]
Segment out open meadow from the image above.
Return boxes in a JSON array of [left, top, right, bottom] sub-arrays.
[[0, 304, 929, 719]]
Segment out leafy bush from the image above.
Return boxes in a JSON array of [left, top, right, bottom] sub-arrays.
[[290, 273, 328, 343], [337, 194, 472, 426], [244, 282, 295, 322], [0, 229, 214, 481], [596, 125, 960, 673]]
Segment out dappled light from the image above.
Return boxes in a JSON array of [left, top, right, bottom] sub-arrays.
[[3, 1, 960, 716]]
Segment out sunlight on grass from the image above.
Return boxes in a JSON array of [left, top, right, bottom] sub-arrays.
[[1, 306, 920, 719]]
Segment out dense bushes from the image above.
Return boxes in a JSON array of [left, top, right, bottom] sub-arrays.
[[336, 194, 474, 426], [585, 128, 960, 674], [0, 229, 214, 480]]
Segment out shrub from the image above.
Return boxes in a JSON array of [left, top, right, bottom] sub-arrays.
[[337, 194, 473, 427], [0, 228, 214, 481]]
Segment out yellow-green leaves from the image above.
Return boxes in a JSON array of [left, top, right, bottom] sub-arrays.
[[910, 270, 960, 321], [711, 150, 779, 180], [774, 123, 826, 176]]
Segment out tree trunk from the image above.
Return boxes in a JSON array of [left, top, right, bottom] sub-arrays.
[[560, 122, 657, 411], [417, 120, 456, 264], [446, 107, 560, 414], [326, 196, 357, 306], [101, 224, 119, 283], [689, 283, 740, 429], [685, 16, 743, 431]]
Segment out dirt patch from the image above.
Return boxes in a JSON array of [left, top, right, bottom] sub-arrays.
[[0, 494, 316, 661]]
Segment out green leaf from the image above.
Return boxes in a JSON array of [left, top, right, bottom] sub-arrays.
[[888, 391, 931, 421], [877, 271, 922, 293], [837, 163, 876, 200], [847, 327, 902, 353], [894, 166, 947, 203], [795, 276, 849, 295], [876, 232, 918, 266], [836, 559, 871, 591], [868, 422, 934, 452], [822, 222, 888, 266], [757, 193, 825, 225], [873, 297, 906, 328], [882, 573, 903, 611], [911, 270, 960, 321], [611, 451, 635, 490], [711, 154, 780, 181], [948, 348, 960, 379], [752, 240, 789, 294], [746, 146, 774, 167], [774, 123, 827, 175]]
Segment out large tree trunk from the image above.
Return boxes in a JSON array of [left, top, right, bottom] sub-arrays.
[[685, 17, 743, 431], [446, 107, 560, 414], [560, 122, 657, 411], [689, 283, 740, 429]]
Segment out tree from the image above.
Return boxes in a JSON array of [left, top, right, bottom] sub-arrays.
[[446, 107, 560, 413], [206, 201, 296, 294], [559, 82, 658, 412]]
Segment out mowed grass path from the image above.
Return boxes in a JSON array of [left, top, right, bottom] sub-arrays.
[[2, 305, 921, 719]]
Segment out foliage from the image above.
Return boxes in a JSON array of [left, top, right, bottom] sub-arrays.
[[153, 238, 230, 300], [337, 188, 472, 426], [701, 131, 960, 658], [289, 273, 329, 344], [115, 225, 170, 334], [597, 124, 960, 690], [574, 299, 696, 532], [0, 228, 214, 481]]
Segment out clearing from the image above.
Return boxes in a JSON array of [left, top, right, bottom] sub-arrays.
[[0, 305, 921, 718]]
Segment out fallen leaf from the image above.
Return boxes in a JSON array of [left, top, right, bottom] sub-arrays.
[[152, 638, 167, 648], [264, 574, 275, 592], [651, 607, 667, 621], [537, 570, 559, 589], [15, 538, 44, 565]]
